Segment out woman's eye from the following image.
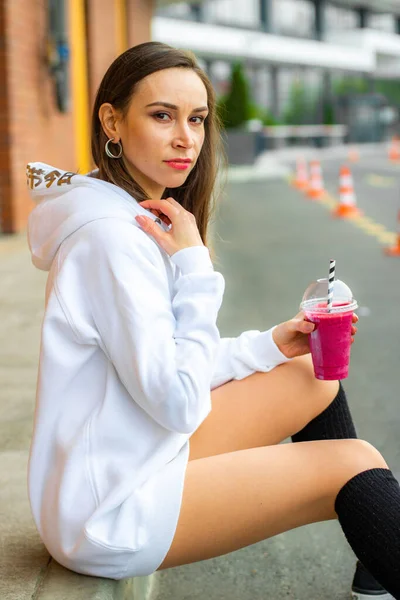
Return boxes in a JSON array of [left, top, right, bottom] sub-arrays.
[[153, 113, 205, 124], [154, 112, 170, 121]]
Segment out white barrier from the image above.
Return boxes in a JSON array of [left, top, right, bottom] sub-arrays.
[[263, 124, 347, 139], [260, 124, 348, 148]]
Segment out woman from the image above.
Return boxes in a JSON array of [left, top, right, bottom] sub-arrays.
[[26, 42, 399, 598]]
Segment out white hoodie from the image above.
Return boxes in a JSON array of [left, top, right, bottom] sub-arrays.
[[26, 162, 291, 580]]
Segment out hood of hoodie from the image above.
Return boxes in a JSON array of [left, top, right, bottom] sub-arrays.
[[26, 162, 170, 271]]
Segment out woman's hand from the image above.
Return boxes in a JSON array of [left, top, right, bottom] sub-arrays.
[[135, 197, 204, 257], [272, 311, 359, 359]]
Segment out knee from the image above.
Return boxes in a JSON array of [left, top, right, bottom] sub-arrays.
[[344, 439, 389, 475], [322, 439, 390, 520]]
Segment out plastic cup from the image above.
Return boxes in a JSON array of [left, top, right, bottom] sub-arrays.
[[300, 278, 358, 380]]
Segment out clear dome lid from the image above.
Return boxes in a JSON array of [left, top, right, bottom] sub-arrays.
[[300, 278, 358, 314]]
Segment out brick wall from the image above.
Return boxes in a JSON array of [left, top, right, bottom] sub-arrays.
[[5, 0, 75, 233], [2, 0, 154, 234], [0, 0, 74, 233]]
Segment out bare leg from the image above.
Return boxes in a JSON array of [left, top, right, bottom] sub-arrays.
[[189, 354, 339, 461], [157, 439, 388, 571]]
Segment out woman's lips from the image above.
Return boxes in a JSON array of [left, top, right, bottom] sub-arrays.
[[165, 161, 190, 170]]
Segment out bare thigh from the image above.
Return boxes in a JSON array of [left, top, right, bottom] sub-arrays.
[[189, 354, 340, 461], [157, 439, 388, 571]]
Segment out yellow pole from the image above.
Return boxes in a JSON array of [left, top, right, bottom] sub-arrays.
[[115, 0, 128, 56], [69, 0, 91, 173]]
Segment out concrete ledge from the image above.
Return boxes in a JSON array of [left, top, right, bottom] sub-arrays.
[[33, 561, 156, 600], [0, 451, 156, 600]]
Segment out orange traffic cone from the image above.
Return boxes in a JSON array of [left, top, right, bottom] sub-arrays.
[[292, 157, 309, 190], [388, 136, 400, 162], [348, 146, 359, 162], [332, 165, 363, 219], [384, 209, 400, 256], [306, 161, 325, 199]]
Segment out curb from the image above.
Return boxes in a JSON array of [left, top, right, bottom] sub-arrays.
[[117, 574, 157, 600], [33, 560, 158, 600]]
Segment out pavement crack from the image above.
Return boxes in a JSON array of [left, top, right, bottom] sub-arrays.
[[31, 556, 53, 600]]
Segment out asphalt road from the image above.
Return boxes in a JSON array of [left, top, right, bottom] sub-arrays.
[[153, 150, 400, 599]]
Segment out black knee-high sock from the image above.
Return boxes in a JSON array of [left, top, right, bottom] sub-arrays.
[[291, 382, 381, 581], [291, 381, 357, 442], [335, 468, 400, 599]]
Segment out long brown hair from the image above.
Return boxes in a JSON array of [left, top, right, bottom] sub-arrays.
[[91, 41, 228, 264]]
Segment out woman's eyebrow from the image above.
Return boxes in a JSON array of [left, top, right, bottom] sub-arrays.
[[146, 101, 208, 112]]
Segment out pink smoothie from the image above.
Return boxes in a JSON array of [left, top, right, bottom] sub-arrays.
[[304, 301, 354, 380]]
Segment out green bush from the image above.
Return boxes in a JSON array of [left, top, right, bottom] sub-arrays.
[[262, 110, 282, 126], [323, 101, 335, 125], [375, 80, 400, 107], [247, 102, 264, 120], [333, 76, 369, 96], [217, 61, 252, 129], [282, 79, 317, 125], [247, 102, 281, 126], [332, 75, 400, 111]]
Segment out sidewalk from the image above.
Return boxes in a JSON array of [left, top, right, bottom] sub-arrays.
[[0, 233, 153, 600]]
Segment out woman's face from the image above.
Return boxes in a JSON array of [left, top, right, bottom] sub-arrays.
[[101, 68, 209, 199]]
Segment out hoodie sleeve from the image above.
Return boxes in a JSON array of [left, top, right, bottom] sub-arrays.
[[210, 329, 292, 390], [82, 219, 225, 435]]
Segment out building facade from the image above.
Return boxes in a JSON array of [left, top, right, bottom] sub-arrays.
[[154, 1, 400, 129]]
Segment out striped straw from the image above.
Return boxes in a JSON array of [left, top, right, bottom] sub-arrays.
[[327, 259, 336, 312]]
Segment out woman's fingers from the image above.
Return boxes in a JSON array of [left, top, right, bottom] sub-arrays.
[[138, 198, 180, 219], [138, 201, 177, 226], [148, 209, 171, 225], [136, 197, 203, 257], [351, 314, 358, 343]]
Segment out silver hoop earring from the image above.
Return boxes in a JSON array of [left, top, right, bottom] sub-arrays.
[[105, 137, 123, 159]]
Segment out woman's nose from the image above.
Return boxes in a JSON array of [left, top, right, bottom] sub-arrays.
[[173, 123, 194, 148]]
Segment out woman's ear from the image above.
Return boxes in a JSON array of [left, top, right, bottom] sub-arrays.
[[98, 103, 120, 141]]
